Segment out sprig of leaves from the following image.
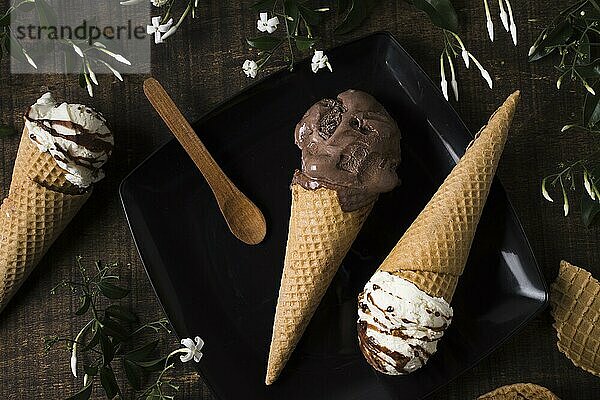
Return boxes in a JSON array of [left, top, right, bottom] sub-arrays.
[[529, 0, 600, 226], [45, 257, 188, 400], [2, 0, 130, 97], [247, 0, 330, 73]]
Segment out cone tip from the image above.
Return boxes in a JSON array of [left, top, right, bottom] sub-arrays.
[[265, 369, 276, 385]]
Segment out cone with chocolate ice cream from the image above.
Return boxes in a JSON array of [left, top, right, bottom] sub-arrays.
[[265, 90, 401, 384], [0, 93, 112, 313], [357, 91, 520, 376]]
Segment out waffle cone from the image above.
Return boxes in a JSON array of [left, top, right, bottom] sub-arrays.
[[11, 127, 82, 195], [550, 260, 600, 377], [265, 184, 373, 385], [377, 91, 520, 303], [478, 383, 560, 399], [0, 128, 90, 313]]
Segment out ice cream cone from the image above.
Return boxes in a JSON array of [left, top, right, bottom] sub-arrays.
[[265, 184, 373, 385], [378, 91, 520, 303], [550, 260, 600, 377], [478, 383, 560, 399], [0, 127, 91, 313]]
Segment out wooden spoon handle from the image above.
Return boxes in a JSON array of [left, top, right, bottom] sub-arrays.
[[143, 78, 235, 198]]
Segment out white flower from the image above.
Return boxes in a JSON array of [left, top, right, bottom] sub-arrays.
[[70, 345, 78, 377], [448, 55, 458, 101], [99, 60, 123, 81], [22, 49, 37, 69], [440, 55, 448, 101], [542, 178, 553, 202], [584, 170, 595, 200], [469, 53, 493, 89], [71, 42, 84, 58], [179, 336, 204, 363], [584, 82, 596, 95], [243, 59, 258, 78], [257, 12, 279, 34], [85, 60, 98, 85], [311, 50, 332, 73], [498, 0, 509, 31], [147, 16, 173, 44], [462, 49, 470, 68], [484, 0, 494, 41], [505, 0, 517, 46], [151, 0, 169, 6], [93, 42, 131, 65]]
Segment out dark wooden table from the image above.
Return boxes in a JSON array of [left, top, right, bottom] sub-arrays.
[[1, 1, 599, 399]]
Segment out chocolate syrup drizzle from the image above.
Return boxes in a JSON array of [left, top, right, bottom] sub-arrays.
[[25, 105, 113, 178], [357, 282, 452, 374]]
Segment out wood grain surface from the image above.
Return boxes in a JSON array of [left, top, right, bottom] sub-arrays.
[[1, 0, 599, 399]]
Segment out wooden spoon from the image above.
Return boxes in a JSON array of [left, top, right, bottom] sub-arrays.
[[143, 78, 267, 245]]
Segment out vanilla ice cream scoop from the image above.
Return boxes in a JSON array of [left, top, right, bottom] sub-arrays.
[[24, 92, 113, 188], [357, 271, 453, 375]]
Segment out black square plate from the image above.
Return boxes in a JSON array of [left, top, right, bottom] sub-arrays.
[[120, 32, 548, 400]]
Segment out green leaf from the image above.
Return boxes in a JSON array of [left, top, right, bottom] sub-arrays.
[[583, 81, 600, 128], [17, 1, 36, 12], [105, 305, 138, 323], [571, 59, 600, 79], [0, 125, 16, 138], [246, 36, 282, 50], [335, 0, 376, 35], [8, 35, 27, 64], [581, 190, 600, 226], [98, 281, 129, 299], [123, 359, 143, 390], [125, 340, 159, 362], [101, 317, 130, 342], [135, 356, 167, 372], [412, 0, 459, 33], [65, 384, 93, 400], [250, 0, 276, 11], [298, 5, 323, 26], [84, 324, 100, 351], [75, 295, 91, 315], [0, 12, 10, 27], [99, 366, 120, 399], [337, 0, 351, 13], [99, 333, 115, 366], [582, 167, 600, 227], [146, 388, 162, 400], [295, 36, 317, 51], [528, 20, 573, 62], [284, 0, 300, 36], [83, 365, 98, 377], [35, 0, 57, 27], [78, 72, 86, 89]]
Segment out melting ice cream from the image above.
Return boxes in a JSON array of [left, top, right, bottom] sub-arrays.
[[292, 89, 401, 211], [24, 92, 113, 188]]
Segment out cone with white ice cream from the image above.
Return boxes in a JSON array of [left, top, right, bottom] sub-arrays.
[[0, 93, 112, 313], [357, 91, 520, 375], [266, 90, 402, 384]]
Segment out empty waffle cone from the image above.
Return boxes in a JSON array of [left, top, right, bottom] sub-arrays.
[[0, 128, 90, 313], [550, 260, 600, 377], [378, 91, 520, 303], [478, 383, 560, 399], [265, 184, 373, 385]]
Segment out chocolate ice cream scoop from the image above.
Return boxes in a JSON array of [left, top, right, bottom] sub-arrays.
[[292, 90, 401, 211]]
